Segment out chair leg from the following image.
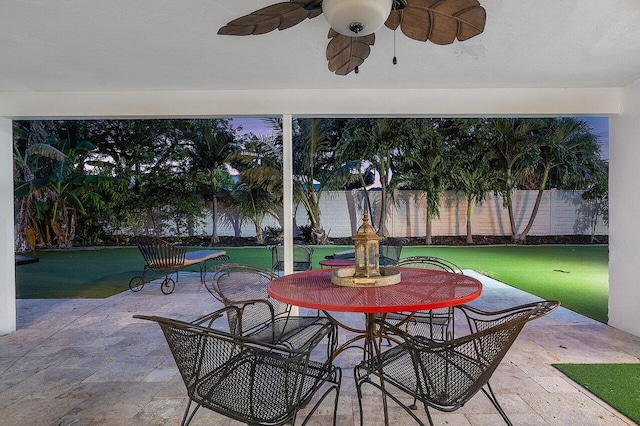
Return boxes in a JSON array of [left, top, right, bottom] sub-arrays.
[[355, 376, 431, 426], [300, 368, 342, 426], [481, 382, 513, 426], [355, 378, 367, 426], [180, 399, 201, 426]]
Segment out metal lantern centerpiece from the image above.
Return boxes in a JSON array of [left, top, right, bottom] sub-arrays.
[[354, 210, 380, 278], [331, 211, 401, 287]]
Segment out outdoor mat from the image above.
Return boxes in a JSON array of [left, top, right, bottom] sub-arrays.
[[553, 363, 640, 424]]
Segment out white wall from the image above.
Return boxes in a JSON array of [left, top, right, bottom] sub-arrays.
[[0, 88, 622, 119], [0, 118, 16, 335], [609, 79, 640, 336]]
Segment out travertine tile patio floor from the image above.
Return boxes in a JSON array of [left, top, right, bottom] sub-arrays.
[[1, 270, 639, 425]]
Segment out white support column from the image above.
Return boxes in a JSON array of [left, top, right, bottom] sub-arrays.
[[609, 79, 640, 337], [282, 114, 294, 275], [0, 117, 16, 335]]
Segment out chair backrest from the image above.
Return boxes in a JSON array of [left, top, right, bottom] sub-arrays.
[[397, 256, 463, 274], [379, 237, 408, 266], [134, 310, 331, 426], [132, 235, 186, 269], [206, 263, 287, 335], [409, 300, 559, 411], [268, 244, 314, 273]]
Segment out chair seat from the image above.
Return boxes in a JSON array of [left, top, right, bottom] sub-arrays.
[[194, 354, 337, 425], [357, 340, 483, 408], [382, 310, 452, 341], [355, 301, 561, 425], [245, 316, 334, 351], [183, 250, 227, 266], [135, 308, 341, 426]]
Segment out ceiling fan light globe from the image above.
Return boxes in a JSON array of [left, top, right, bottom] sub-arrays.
[[323, 0, 392, 37]]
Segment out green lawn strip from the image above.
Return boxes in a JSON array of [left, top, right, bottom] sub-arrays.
[[15, 247, 265, 298], [16, 245, 609, 324], [15, 245, 350, 298], [401, 246, 609, 323], [553, 363, 640, 424]]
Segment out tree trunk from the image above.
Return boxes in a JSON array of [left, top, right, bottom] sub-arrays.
[[466, 197, 474, 244], [309, 195, 328, 244], [589, 200, 601, 243], [425, 209, 432, 245], [506, 193, 517, 241], [517, 168, 550, 242], [254, 219, 264, 244], [210, 188, 219, 245], [358, 172, 374, 225], [377, 175, 388, 236], [505, 170, 517, 240]]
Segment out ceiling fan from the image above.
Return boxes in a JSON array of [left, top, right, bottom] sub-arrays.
[[218, 0, 486, 76]]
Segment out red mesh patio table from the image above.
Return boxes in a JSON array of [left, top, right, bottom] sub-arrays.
[[268, 267, 482, 315], [268, 267, 482, 425]]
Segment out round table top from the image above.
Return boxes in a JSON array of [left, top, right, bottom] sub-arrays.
[[268, 267, 482, 314], [319, 258, 356, 268]]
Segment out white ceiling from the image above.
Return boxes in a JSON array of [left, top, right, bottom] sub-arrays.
[[0, 0, 639, 93]]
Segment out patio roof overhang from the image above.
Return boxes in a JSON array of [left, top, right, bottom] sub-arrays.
[[1, 0, 640, 338]]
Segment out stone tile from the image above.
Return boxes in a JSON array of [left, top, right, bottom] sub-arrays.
[[524, 391, 633, 425], [532, 376, 581, 393], [1, 367, 93, 400], [143, 366, 178, 383], [136, 396, 185, 420], [0, 397, 85, 426], [2, 274, 640, 426]]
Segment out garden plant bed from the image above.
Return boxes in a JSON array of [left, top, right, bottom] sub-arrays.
[[29, 234, 608, 251], [139, 234, 608, 248]]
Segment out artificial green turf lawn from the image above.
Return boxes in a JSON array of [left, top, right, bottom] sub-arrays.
[[15, 246, 276, 298], [16, 245, 608, 323], [553, 363, 640, 424], [400, 245, 609, 323]]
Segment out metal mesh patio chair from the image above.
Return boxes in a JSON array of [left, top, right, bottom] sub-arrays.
[[205, 263, 332, 352], [383, 256, 465, 341], [134, 306, 341, 426], [268, 244, 314, 274], [129, 235, 228, 294], [356, 300, 560, 426], [378, 237, 408, 266]]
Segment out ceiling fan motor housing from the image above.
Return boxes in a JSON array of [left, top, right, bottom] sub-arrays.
[[323, 0, 393, 36]]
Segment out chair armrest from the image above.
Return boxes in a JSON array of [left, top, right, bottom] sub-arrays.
[[134, 305, 242, 332], [190, 306, 243, 332]]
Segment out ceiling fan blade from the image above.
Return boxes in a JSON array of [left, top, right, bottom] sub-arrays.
[[299, 0, 322, 10], [326, 29, 375, 76], [385, 10, 401, 30], [400, 0, 485, 44], [218, 2, 315, 36], [295, 0, 323, 18]]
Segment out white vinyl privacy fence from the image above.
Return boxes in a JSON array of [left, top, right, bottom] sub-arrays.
[[201, 189, 608, 239]]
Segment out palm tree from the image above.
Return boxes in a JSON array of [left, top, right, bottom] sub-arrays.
[[490, 118, 538, 240], [399, 119, 450, 244], [292, 118, 343, 244], [227, 134, 284, 241], [445, 119, 498, 244], [184, 120, 236, 244], [453, 156, 498, 244], [225, 182, 278, 244], [338, 118, 408, 235], [515, 118, 601, 242]]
